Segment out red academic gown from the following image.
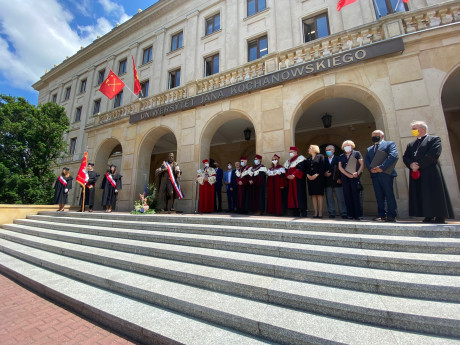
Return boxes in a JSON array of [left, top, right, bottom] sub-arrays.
[[267, 165, 287, 215], [236, 165, 252, 212], [284, 155, 307, 213], [198, 167, 216, 213]]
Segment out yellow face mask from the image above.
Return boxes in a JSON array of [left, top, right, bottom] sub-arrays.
[[411, 129, 419, 137]]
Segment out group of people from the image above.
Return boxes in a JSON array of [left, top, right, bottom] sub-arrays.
[[53, 163, 122, 213], [54, 121, 454, 223], [196, 121, 454, 223]]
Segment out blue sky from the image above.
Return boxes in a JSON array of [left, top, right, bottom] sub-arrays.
[[0, 0, 159, 105]]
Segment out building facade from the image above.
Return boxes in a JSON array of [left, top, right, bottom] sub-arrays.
[[33, 0, 460, 216]]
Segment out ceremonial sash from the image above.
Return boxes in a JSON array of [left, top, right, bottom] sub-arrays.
[[58, 176, 68, 186], [166, 162, 183, 199], [106, 173, 117, 188]]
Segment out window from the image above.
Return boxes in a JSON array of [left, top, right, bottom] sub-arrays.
[[93, 99, 101, 115], [52, 94, 57, 103], [74, 107, 82, 122], [64, 87, 71, 101], [97, 69, 105, 85], [171, 31, 183, 52], [248, 35, 268, 62], [373, 0, 408, 18], [204, 54, 219, 77], [303, 13, 330, 43], [114, 91, 123, 108], [69, 137, 77, 155], [168, 69, 181, 89], [142, 46, 153, 64], [247, 0, 266, 17], [79, 79, 87, 93], [140, 80, 149, 98], [118, 59, 127, 75], [205, 13, 220, 36]]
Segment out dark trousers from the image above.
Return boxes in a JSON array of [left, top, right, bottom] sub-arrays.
[[342, 176, 362, 219], [226, 188, 235, 211], [232, 187, 238, 211], [371, 173, 397, 218], [214, 186, 222, 211]]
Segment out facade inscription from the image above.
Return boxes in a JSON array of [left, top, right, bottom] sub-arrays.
[[130, 38, 404, 124]]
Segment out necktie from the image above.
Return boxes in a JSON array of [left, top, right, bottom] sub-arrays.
[[374, 144, 379, 153]]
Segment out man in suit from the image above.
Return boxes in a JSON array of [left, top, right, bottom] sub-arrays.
[[365, 130, 399, 222], [214, 161, 223, 212], [324, 145, 347, 219], [223, 162, 236, 212], [403, 121, 454, 223]]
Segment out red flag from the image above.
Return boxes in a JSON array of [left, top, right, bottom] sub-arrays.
[[99, 70, 125, 99], [76, 152, 88, 187], [132, 55, 141, 95], [337, 0, 358, 11], [402, 0, 409, 3]]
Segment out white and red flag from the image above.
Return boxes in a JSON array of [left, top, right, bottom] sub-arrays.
[[76, 152, 89, 187]]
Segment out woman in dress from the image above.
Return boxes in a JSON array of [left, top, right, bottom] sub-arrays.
[[54, 167, 73, 212], [306, 145, 326, 218], [338, 140, 364, 220], [100, 164, 122, 213]]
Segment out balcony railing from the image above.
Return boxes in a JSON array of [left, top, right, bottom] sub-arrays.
[[88, 1, 459, 128]]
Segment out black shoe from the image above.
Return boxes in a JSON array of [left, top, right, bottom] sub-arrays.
[[422, 217, 434, 223], [385, 217, 396, 222], [373, 217, 386, 222], [353, 217, 362, 221], [329, 215, 335, 219], [342, 215, 348, 219], [434, 217, 446, 224]]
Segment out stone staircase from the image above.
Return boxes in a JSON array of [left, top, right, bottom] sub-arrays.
[[1, 212, 460, 345]]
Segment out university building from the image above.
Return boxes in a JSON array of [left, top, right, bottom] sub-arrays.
[[33, 0, 460, 216]]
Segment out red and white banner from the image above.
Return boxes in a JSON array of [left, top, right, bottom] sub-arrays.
[[166, 162, 183, 199], [58, 176, 68, 186], [106, 173, 117, 188], [76, 152, 89, 187]]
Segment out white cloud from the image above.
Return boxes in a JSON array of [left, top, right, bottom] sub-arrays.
[[98, 0, 130, 23], [0, 0, 130, 92]]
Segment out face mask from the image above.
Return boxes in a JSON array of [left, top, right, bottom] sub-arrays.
[[411, 129, 419, 137], [228, 165, 232, 169], [371, 136, 380, 143], [326, 151, 332, 157], [205, 163, 209, 167], [254, 160, 259, 165], [240, 161, 245, 166], [344, 146, 352, 153], [272, 160, 278, 165], [289, 152, 295, 158]]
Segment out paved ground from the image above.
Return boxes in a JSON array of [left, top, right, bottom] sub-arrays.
[[0, 273, 137, 345]]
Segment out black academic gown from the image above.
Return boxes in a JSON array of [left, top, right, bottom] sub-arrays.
[[53, 175, 73, 204], [79, 171, 100, 207], [100, 173, 122, 207], [403, 135, 454, 219]]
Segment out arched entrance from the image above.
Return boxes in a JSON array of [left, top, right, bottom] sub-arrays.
[[135, 126, 178, 208], [441, 65, 460, 190], [93, 138, 123, 210], [200, 111, 256, 210], [292, 86, 386, 216]]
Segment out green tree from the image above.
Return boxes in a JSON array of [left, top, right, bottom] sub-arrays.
[[0, 94, 70, 204]]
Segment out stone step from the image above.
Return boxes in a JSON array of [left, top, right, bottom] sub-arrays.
[[24, 216, 460, 254], [1, 240, 459, 340], [0, 252, 275, 345], [41, 211, 460, 237], [4, 222, 460, 275], [2, 225, 460, 303]]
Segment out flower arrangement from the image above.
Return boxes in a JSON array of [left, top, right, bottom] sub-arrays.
[[131, 193, 154, 214]]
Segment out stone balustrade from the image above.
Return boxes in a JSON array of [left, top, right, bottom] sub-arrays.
[[88, 1, 459, 129]]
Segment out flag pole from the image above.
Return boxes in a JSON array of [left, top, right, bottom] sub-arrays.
[[124, 84, 138, 97], [81, 186, 85, 212], [394, 0, 401, 12]]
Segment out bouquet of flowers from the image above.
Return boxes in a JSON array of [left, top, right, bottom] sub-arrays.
[[131, 192, 155, 214]]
